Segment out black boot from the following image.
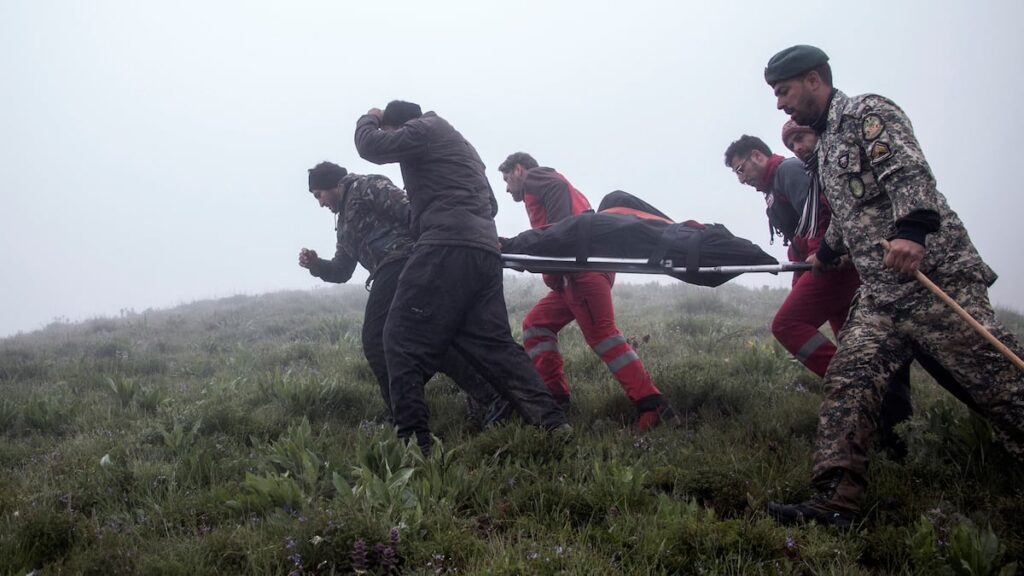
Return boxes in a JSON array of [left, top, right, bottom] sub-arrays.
[[767, 469, 863, 528]]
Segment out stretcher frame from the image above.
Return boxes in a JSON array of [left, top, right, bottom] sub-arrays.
[[501, 254, 811, 275]]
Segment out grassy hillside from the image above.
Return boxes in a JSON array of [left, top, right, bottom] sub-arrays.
[[1, 278, 1021, 574]]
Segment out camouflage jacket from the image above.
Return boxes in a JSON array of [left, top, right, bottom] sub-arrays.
[[816, 90, 995, 307], [309, 174, 414, 284]]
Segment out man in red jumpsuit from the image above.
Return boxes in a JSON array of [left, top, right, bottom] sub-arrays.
[[724, 130, 861, 377], [724, 130, 918, 453], [499, 152, 677, 431]]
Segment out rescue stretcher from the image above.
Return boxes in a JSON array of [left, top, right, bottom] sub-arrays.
[[498, 191, 809, 287], [501, 253, 810, 278]]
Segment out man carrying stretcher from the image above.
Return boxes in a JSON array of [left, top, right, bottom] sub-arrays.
[[499, 152, 678, 431]]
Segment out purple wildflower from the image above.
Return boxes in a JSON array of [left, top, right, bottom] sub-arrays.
[[380, 545, 398, 572], [352, 539, 368, 573], [284, 536, 303, 575], [427, 553, 447, 574]]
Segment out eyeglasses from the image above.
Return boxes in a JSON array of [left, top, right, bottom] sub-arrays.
[[732, 155, 752, 177]]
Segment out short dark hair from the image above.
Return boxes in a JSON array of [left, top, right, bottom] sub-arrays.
[[308, 161, 347, 192], [381, 100, 422, 127], [806, 63, 832, 87], [498, 152, 539, 174], [724, 135, 772, 167]]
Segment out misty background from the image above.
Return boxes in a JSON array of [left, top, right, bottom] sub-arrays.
[[2, 0, 1021, 338]]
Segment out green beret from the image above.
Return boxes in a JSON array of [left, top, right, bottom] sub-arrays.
[[764, 45, 829, 85]]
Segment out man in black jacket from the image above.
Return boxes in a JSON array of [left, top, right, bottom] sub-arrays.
[[299, 161, 510, 428], [354, 101, 568, 452]]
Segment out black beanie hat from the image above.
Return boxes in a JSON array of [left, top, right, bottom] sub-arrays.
[[381, 101, 422, 127], [308, 161, 348, 192]]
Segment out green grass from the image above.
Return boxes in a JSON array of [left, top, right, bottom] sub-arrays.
[[0, 278, 1021, 574]]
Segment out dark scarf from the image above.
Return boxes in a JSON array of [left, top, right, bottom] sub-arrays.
[[795, 150, 821, 238], [797, 89, 836, 239]]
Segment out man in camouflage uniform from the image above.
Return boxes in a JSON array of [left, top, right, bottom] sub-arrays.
[[762, 45, 1024, 527], [724, 134, 864, 378], [300, 161, 509, 426]]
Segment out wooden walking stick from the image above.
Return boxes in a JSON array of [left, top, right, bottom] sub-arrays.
[[880, 239, 1024, 372]]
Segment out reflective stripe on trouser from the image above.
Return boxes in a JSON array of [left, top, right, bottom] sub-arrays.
[[790, 332, 834, 376], [774, 261, 919, 446], [522, 271, 661, 403], [593, 334, 641, 374], [772, 264, 860, 377], [523, 324, 570, 397], [812, 277, 1024, 500]]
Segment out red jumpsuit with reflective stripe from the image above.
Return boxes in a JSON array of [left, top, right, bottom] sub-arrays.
[[763, 156, 860, 377], [518, 167, 663, 407]]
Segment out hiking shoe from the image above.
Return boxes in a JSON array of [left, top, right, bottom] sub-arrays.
[[767, 496, 855, 529], [770, 468, 863, 529], [634, 403, 679, 432], [549, 423, 574, 442]]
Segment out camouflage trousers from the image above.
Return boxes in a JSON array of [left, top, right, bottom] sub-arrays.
[[812, 276, 1024, 497]]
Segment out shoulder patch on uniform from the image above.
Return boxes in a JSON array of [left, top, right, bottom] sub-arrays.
[[869, 141, 892, 164], [862, 114, 885, 141], [838, 152, 849, 169], [848, 177, 865, 199]]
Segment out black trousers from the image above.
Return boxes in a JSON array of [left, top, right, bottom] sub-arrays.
[[384, 246, 567, 449], [879, 364, 912, 454], [362, 259, 502, 421]]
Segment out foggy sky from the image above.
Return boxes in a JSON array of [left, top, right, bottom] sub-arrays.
[[2, 0, 1022, 337]]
